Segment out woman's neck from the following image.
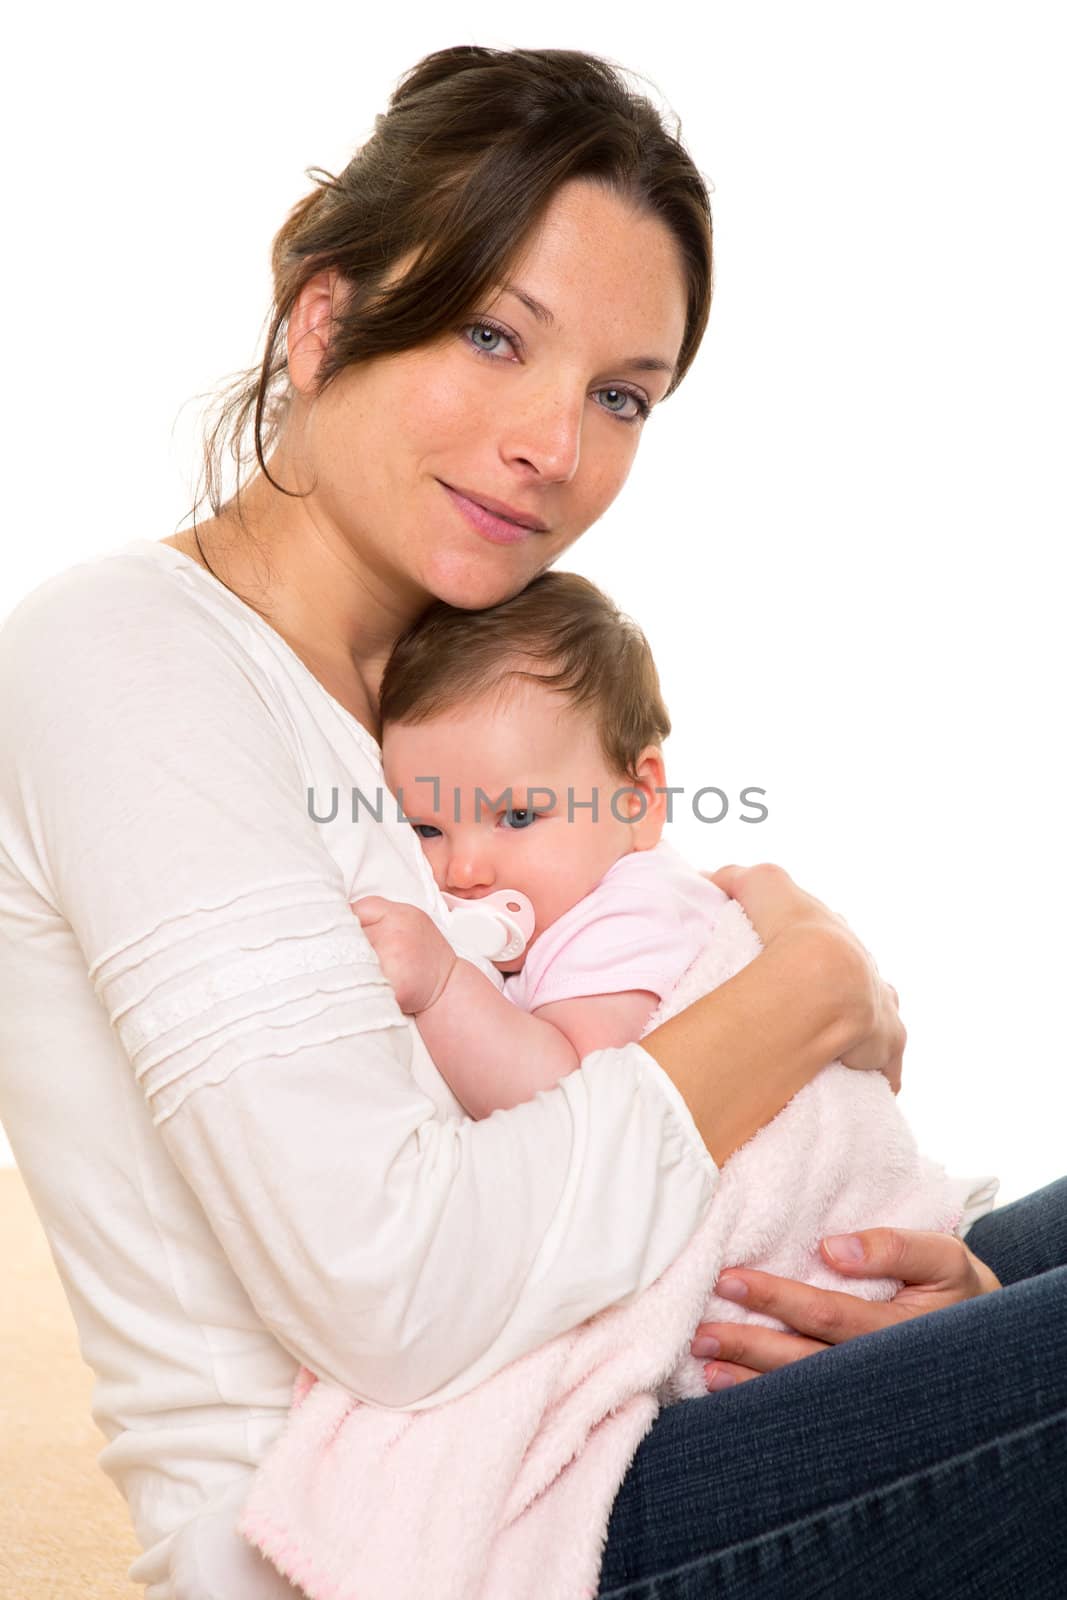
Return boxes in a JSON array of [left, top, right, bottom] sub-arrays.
[[165, 471, 430, 736]]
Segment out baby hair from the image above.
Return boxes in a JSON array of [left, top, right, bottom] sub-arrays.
[[379, 570, 671, 784]]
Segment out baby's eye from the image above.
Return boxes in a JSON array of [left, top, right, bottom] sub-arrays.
[[412, 824, 442, 840], [500, 808, 539, 830]]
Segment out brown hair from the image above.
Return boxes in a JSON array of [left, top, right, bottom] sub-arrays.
[[378, 570, 671, 783], [189, 43, 714, 524]]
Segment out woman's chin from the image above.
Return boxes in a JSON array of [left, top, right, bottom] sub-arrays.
[[423, 554, 540, 612]]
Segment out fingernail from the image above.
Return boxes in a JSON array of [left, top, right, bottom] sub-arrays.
[[715, 1277, 748, 1301], [825, 1234, 864, 1263], [706, 1367, 736, 1390], [691, 1335, 720, 1359]]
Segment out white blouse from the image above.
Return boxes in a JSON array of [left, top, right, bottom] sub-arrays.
[[0, 539, 718, 1596]]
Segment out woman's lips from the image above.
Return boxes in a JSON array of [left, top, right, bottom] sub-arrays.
[[440, 482, 536, 545]]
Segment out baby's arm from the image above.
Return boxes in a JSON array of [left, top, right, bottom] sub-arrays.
[[351, 896, 658, 1119], [420, 965, 660, 1118]]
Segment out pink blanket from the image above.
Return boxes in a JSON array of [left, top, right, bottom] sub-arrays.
[[239, 897, 996, 1599]]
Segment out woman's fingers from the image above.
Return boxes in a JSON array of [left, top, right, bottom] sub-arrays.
[[703, 863, 907, 1095], [818, 1227, 956, 1289], [707, 864, 742, 895], [692, 1321, 829, 1383], [700, 1266, 901, 1346], [838, 972, 907, 1091], [818, 1227, 1001, 1299], [694, 1230, 992, 1362], [707, 862, 822, 946], [691, 1229, 1002, 1393]]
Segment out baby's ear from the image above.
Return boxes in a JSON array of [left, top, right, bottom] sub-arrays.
[[626, 746, 668, 842]]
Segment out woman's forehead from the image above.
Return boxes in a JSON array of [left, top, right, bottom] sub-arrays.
[[489, 182, 688, 363]]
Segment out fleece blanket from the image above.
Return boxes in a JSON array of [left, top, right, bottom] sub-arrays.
[[239, 897, 996, 1600]]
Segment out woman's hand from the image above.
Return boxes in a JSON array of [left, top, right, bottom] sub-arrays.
[[690, 1227, 1002, 1390], [351, 896, 457, 1014], [706, 863, 906, 1093]]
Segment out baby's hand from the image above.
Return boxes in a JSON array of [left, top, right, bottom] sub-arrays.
[[350, 897, 457, 1015]]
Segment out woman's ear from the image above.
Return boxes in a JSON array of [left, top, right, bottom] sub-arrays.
[[287, 268, 350, 394]]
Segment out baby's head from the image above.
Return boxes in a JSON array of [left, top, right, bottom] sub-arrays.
[[380, 571, 672, 968]]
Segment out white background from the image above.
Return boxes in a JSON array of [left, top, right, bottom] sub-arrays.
[[3, 2, 1064, 1204]]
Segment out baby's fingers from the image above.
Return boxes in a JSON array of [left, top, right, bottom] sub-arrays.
[[350, 895, 391, 926]]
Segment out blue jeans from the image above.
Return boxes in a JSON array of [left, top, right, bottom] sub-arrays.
[[596, 1177, 1067, 1597]]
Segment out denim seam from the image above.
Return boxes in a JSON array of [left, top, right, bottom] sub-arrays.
[[597, 1403, 1067, 1597]]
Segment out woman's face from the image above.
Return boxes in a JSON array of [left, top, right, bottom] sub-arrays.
[[289, 178, 690, 613]]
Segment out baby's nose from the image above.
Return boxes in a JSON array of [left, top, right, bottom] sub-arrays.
[[445, 849, 495, 892]]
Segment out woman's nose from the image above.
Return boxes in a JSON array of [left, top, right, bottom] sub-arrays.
[[503, 385, 584, 484]]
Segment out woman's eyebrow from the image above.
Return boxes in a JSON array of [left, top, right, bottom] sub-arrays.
[[501, 281, 677, 378], [502, 281, 556, 325]]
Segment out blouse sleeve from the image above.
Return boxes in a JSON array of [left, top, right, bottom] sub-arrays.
[[0, 562, 718, 1411]]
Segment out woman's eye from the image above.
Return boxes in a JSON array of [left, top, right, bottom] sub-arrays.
[[413, 824, 442, 840], [596, 387, 650, 423], [500, 808, 539, 830], [464, 323, 515, 358]]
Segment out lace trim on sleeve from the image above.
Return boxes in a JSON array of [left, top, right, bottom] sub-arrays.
[[88, 877, 406, 1124]]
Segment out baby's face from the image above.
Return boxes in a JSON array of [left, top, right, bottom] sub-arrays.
[[382, 677, 661, 971]]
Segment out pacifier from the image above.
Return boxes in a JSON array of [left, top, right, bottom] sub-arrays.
[[441, 888, 536, 962]]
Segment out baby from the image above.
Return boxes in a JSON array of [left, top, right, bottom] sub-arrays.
[[354, 568, 729, 1121], [351, 569, 995, 1367]]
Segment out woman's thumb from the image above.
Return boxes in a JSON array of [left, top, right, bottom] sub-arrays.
[[821, 1233, 868, 1267], [708, 864, 743, 897], [820, 1227, 955, 1284]]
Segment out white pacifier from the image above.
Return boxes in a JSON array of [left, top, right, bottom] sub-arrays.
[[441, 888, 536, 962]]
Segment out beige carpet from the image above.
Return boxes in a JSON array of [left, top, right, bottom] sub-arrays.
[[0, 1167, 141, 1598]]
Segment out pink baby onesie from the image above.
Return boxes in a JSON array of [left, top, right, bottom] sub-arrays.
[[501, 838, 729, 1015]]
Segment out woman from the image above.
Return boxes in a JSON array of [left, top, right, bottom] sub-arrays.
[[0, 42, 1062, 1600]]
